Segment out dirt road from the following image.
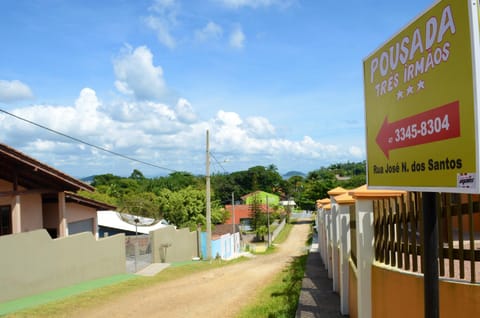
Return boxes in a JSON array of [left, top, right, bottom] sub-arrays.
[[71, 221, 311, 318]]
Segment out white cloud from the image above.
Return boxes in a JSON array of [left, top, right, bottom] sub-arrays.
[[209, 110, 351, 166], [113, 46, 167, 101], [216, 0, 294, 9], [75, 87, 100, 114], [1, 95, 363, 175], [0, 45, 363, 175], [229, 25, 245, 49], [145, 0, 179, 48], [349, 145, 364, 158], [150, 0, 178, 15], [12, 88, 109, 138], [0, 80, 34, 102], [30, 139, 59, 152], [216, 110, 243, 126], [195, 21, 223, 42], [175, 98, 197, 123], [144, 16, 176, 49], [245, 116, 275, 138]]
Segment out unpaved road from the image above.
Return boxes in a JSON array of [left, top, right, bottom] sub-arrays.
[[72, 221, 311, 318]]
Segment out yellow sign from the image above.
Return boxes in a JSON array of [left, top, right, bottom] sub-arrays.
[[364, 0, 480, 193]]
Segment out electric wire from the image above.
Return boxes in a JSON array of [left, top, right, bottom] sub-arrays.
[[210, 151, 227, 174], [0, 108, 177, 172]]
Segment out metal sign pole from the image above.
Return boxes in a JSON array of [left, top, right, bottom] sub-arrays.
[[422, 192, 439, 318], [267, 196, 270, 247]]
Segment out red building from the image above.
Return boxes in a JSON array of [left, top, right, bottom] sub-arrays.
[[224, 204, 270, 225]]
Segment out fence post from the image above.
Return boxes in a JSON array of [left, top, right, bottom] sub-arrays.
[[328, 187, 347, 293], [336, 194, 355, 316], [339, 205, 351, 315], [317, 207, 325, 263], [317, 198, 331, 271], [331, 202, 340, 292]]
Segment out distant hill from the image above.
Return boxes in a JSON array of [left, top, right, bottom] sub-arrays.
[[283, 171, 306, 179], [80, 175, 96, 184]]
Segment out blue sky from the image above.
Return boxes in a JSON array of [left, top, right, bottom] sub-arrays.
[[0, 0, 433, 177]]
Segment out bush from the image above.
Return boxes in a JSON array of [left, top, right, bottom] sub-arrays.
[[256, 225, 268, 241]]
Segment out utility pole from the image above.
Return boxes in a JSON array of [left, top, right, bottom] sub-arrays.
[[134, 217, 139, 272], [267, 196, 270, 247], [232, 192, 235, 234], [206, 130, 212, 260]]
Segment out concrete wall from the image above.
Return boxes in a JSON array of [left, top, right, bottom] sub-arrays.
[[150, 226, 198, 263], [372, 264, 480, 317], [200, 232, 241, 260], [0, 229, 126, 302]]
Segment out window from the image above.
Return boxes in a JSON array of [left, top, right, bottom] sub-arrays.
[[0, 205, 12, 236], [68, 218, 94, 235]]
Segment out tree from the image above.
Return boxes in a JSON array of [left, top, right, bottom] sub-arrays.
[[162, 171, 201, 191], [77, 160, 367, 229], [210, 172, 241, 205], [156, 186, 226, 230], [249, 194, 266, 240], [157, 187, 201, 229], [212, 206, 230, 225], [77, 189, 117, 206], [211, 164, 285, 204], [120, 192, 160, 219], [129, 169, 145, 180], [246, 165, 283, 194], [256, 225, 268, 242]]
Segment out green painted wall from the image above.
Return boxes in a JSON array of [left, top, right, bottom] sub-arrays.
[[244, 191, 279, 205]]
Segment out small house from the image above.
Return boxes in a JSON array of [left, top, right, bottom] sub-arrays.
[[0, 143, 114, 239]]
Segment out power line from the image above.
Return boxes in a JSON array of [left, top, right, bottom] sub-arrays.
[[0, 108, 177, 172], [210, 151, 227, 174]]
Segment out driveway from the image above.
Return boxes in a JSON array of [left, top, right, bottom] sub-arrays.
[[71, 221, 311, 318]]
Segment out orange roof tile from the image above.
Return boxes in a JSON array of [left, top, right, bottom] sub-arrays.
[[317, 198, 331, 204], [334, 193, 355, 205], [327, 186, 347, 196], [349, 184, 406, 199]]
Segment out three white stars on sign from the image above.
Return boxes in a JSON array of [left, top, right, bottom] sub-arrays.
[[396, 80, 425, 100]]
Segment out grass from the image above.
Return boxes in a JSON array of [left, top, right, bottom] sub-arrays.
[[236, 254, 308, 318], [0, 274, 134, 317], [3, 257, 247, 318], [235, 219, 313, 318], [248, 221, 294, 255], [273, 222, 293, 244]]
